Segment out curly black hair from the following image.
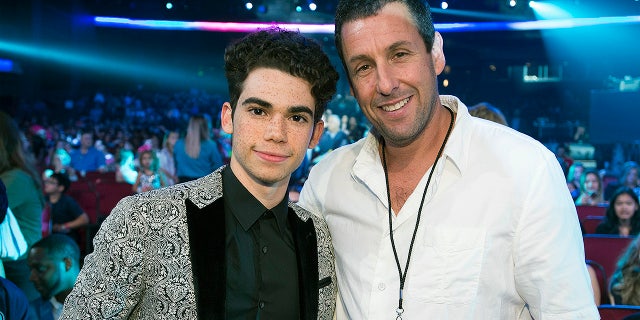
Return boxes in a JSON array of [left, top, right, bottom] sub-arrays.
[[224, 27, 339, 123]]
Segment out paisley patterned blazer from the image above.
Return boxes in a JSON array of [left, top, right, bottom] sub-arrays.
[[60, 166, 336, 319]]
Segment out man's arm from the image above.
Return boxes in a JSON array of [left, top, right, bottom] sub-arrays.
[[60, 198, 145, 319], [514, 151, 599, 319]]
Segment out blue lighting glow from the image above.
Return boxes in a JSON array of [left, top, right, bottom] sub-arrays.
[[0, 58, 14, 72], [166, 2, 173, 10], [309, 2, 317, 11], [296, 6, 302, 12], [245, 2, 253, 10], [528, 1, 573, 19], [93, 15, 640, 34], [441, 1, 449, 10]]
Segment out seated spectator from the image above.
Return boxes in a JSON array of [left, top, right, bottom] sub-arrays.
[[314, 114, 349, 158], [26, 234, 80, 320], [576, 170, 606, 206], [468, 102, 508, 126], [174, 114, 223, 183], [132, 149, 165, 193], [114, 149, 137, 185], [567, 162, 585, 200], [43, 173, 89, 245], [346, 115, 367, 143], [0, 276, 31, 320], [605, 162, 640, 201], [69, 132, 106, 175], [595, 187, 640, 236], [157, 130, 179, 186], [609, 235, 640, 305], [42, 148, 77, 182]]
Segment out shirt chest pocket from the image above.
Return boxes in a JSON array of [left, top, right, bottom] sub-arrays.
[[405, 226, 486, 304]]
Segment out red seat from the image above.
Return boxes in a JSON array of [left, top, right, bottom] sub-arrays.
[[94, 181, 133, 218], [598, 305, 640, 320], [583, 235, 635, 288], [583, 216, 605, 234], [577, 205, 607, 221], [587, 260, 608, 305]]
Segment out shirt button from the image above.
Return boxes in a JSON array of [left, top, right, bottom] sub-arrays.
[[262, 246, 268, 254], [378, 283, 386, 291], [259, 301, 265, 309]]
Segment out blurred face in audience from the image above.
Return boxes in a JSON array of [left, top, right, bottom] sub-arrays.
[[625, 168, 639, 187], [81, 133, 93, 149], [28, 248, 68, 299], [166, 132, 179, 151], [614, 193, 639, 221], [584, 172, 600, 195]]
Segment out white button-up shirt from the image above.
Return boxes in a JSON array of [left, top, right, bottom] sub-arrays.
[[299, 96, 598, 319]]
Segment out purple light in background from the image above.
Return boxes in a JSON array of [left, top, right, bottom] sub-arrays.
[[94, 15, 640, 33]]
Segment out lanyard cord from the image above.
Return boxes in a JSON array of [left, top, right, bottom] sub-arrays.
[[381, 107, 454, 319]]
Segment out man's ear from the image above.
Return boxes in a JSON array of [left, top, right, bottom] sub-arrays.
[[308, 120, 324, 149], [63, 257, 72, 271], [221, 102, 234, 135], [431, 32, 446, 76]]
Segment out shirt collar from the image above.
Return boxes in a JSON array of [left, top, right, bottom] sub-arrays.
[[222, 166, 289, 232]]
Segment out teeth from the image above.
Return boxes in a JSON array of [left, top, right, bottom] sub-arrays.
[[381, 97, 409, 112]]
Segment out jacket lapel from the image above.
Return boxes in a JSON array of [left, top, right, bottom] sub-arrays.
[[186, 198, 225, 319], [289, 209, 319, 320]]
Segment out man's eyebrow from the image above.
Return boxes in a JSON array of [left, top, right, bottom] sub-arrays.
[[289, 105, 314, 117], [347, 41, 413, 65], [242, 97, 272, 108]]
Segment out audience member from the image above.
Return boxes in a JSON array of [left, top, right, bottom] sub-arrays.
[[69, 132, 106, 174], [0, 276, 31, 320], [174, 115, 223, 183], [567, 161, 586, 200], [26, 234, 80, 320], [314, 114, 349, 158], [609, 235, 640, 305], [157, 130, 179, 186], [555, 143, 574, 176], [595, 187, 640, 236], [61, 28, 338, 319], [131, 149, 165, 193], [575, 170, 605, 206], [115, 149, 137, 185], [43, 173, 89, 245], [299, 0, 597, 318], [0, 111, 45, 301], [468, 102, 508, 126], [346, 115, 367, 143]]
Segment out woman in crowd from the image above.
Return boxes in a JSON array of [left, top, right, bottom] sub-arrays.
[[173, 115, 223, 183], [575, 170, 605, 206], [567, 162, 585, 200], [0, 111, 45, 301], [595, 187, 640, 236], [157, 130, 179, 186], [609, 235, 640, 305]]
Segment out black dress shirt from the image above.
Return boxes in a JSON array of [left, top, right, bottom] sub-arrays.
[[222, 166, 300, 320]]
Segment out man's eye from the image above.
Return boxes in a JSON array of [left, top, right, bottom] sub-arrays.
[[292, 115, 308, 123], [355, 65, 370, 74], [250, 108, 264, 115]]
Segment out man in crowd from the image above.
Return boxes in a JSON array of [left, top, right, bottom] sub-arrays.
[[43, 173, 90, 245], [61, 27, 339, 319], [299, 0, 598, 318], [69, 132, 106, 174], [27, 234, 81, 320]]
